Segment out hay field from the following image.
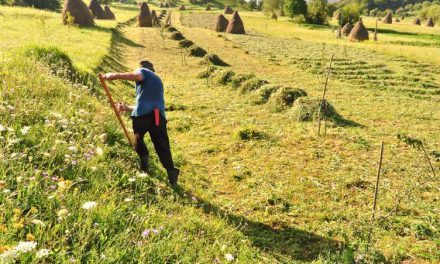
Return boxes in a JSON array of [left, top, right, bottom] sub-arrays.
[[1, 1, 439, 263]]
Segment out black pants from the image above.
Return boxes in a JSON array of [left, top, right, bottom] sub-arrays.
[[131, 112, 175, 171]]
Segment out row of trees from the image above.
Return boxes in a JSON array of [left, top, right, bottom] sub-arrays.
[[0, 0, 118, 10], [262, 0, 331, 25]]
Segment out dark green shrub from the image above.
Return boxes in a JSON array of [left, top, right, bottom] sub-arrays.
[[268, 86, 307, 112], [240, 78, 269, 93], [22, 0, 61, 10]]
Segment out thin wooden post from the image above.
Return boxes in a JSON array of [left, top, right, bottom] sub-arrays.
[[317, 54, 335, 136], [98, 74, 135, 149]]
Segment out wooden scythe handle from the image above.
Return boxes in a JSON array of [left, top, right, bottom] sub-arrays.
[[98, 74, 135, 149]]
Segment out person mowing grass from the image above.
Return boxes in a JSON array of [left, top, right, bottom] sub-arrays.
[[102, 60, 180, 187]]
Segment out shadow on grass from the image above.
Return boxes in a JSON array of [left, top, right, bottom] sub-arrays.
[[170, 186, 342, 262]]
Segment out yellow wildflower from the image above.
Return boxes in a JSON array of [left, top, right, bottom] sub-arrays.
[[0, 224, 7, 232], [30, 207, 38, 214], [26, 233, 35, 241], [0, 246, 11, 254]]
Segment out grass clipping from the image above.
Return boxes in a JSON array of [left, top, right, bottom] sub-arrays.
[[288, 97, 337, 122]]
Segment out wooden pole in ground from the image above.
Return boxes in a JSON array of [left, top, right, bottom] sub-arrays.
[[367, 141, 384, 250], [98, 74, 135, 149], [317, 54, 335, 136]]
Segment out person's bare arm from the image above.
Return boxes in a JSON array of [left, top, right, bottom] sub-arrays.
[[102, 72, 143, 82]]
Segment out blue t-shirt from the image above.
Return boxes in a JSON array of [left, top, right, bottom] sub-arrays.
[[132, 68, 165, 117]]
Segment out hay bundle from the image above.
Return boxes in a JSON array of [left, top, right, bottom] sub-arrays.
[[395, 18, 400, 22], [249, 85, 280, 105], [348, 20, 369, 42], [169, 31, 184, 40], [215, 14, 229, 32], [341, 22, 353, 36], [165, 25, 178, 32], [268, 86, 307, 112], [179, 5, 186, 11], [187, 45, 207, 57], [413, 17, 421, 25], [382, 11, 392, 24], [62, 0, 94, 26], [151, 10, 160, 26], [288, 97, 337, 122], [271, 12, 278, 20], [226, 11, 245, 34], [138, 2, 152, 27], [159, 2, 164, 7], [426, 17, 434, 27], [164, 2, 170, 8], [161, 10, 167, 15], [89, 0, 106, 19], [224, 5, 233, 14], [201, 54, 229, 66], [205, 5, 211, 11], [104, 5, 116, 20], [178, 39, 194, 48]]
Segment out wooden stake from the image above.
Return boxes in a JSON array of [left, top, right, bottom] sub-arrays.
[[367, 141, 384, 250], [98, 74, 135, 149], [317, 54, 335, 136]]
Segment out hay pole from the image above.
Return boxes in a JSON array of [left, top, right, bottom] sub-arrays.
[[317, 53, 334, 137], [367, 141, 384, 251], [98, 74, 135, 149]]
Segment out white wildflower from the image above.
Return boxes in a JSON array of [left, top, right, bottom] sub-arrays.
[[57, 209, 69, 220], [225, 253, 235, 262], [137, 172, 148, 178], [15, 241, 37, 254], [0, 248, 17, 264], [128, 178, 136, 182], [82, 201, 97, 210], [95, 147, 103, 156], [31, 219, 46, 227], [124, 198, 133, 202], [68, 146, 77, 152], [3, 189, 11, 194], [0, 124, 5, 132], [36, 249, 51, 259], [20, 126, 30, 135]]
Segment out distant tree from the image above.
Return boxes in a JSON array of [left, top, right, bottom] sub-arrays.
[[0, 0, 15, 5], [284, 0, 307, 18], [338, 2, 361, 25], [306, 0, 328, 24], [22, 0, 61, 10], [263, 0, 284, 15]]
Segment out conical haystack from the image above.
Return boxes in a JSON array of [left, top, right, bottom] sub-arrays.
[[349, 20, 369, 42], [62, 0, 94, 26], [426, 17, 434, 27], [205, 5, 211, 11], [151, 10, 160, 26], [89, 0, 106, 19], [159, 2, 164, 7], [271, 12, 277, 20], [179, 5, 186, 11], [138, 2, 152, 27], [224, 5, 233, 14], [395, 18, 400, 22], [226, 11, 245, 34], [382, 11, 392, 24], [104, 5, 116, 20], [341, 22, 353, 36], [413, 17, 421, 25], [215, 14, 229, 32]]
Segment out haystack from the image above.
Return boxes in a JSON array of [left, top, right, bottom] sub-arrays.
[[159, 2, 164, 7], [382, 11, 392, 24], [426, 17, 434, 27], [215, 14, 229, 32], [341, 22, 353, 36], [164, 2, 170, 8], [138, 2, 152, 27], [62, 0, 94, 26], [89, 0, 106, 19], [205, 5, 211, 11], [151, 10, 160, 26], [395, 18, 400, 22], [268, 86, 307, 112], [226, 11, 245, 34], [104, 5, 116, 20], [271, 12, 278, 20], [224, 5, 233, 14], [348, 20, 369, 42], [288, 97, 337, 122], [179, 5, 186, 11], [413, 18, 421, 25]]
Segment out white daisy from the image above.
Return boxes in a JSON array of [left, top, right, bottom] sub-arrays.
[[82, 201, 97, 210], [225, 253, 235, 262]]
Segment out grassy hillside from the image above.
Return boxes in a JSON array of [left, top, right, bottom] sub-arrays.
[[1, 1, 440, 263]]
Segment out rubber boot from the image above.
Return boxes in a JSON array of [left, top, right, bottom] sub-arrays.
[[139, 155, 149, 172], [167, 168, 180, 188]]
